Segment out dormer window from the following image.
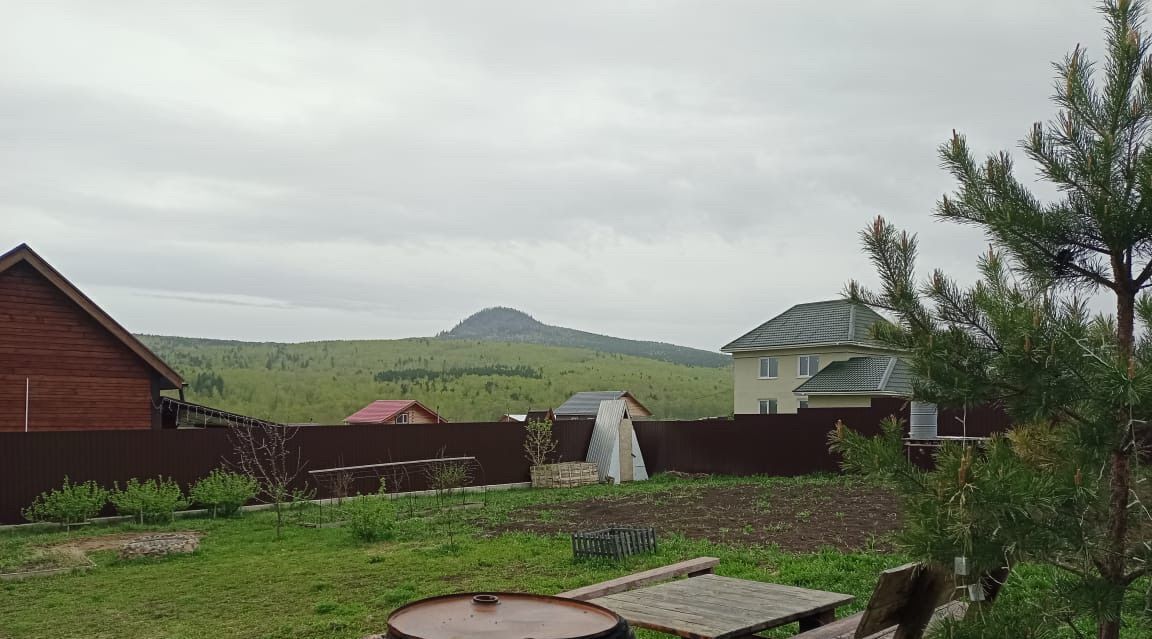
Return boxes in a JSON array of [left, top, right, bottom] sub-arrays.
[[798, 355, 820, 378]]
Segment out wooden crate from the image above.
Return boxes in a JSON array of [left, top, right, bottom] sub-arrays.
[[530, 462, 599, 488], [572, 526, 657, 561]]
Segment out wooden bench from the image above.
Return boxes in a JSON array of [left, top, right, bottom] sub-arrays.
[[791, 563, 1005, 639], [556, 556, 720, 600]]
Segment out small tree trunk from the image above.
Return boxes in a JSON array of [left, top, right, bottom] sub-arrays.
[[1099, 449, 1131, 639], [1099, 289, 1137, 639]]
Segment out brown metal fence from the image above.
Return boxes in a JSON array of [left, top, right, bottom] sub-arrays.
[[634, 399, 908, 476], [0, 401, 1012, 525], [0, 420, 594, 524]]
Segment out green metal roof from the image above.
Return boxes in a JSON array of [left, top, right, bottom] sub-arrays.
[[721, 300, 890, 352], [792, 356, 912, 396]]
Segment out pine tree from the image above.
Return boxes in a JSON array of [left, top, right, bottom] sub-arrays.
[[837, 2, 1152, 637]]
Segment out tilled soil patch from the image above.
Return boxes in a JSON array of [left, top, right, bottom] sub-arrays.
[[51, 531, 203, 554], [489, 483, 901, 552]]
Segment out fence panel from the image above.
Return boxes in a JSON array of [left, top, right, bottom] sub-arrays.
[[636, 400, 905, 476], [0, 400, 1011, 525], [0, 420, 595, 524]]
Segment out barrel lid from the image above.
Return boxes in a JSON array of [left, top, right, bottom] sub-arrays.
[[387, 593, 622, 639]]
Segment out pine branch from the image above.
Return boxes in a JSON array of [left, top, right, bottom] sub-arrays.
[[1133, 258, 1152, 286], [1124, 563, 1151, 585]]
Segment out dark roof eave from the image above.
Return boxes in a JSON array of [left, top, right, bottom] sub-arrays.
[[722, 341, 897, 354], [792, 390, 909, 397]]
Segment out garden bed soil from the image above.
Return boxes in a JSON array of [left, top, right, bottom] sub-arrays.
[[50, 531, 203, 554], [3, 531, 204, 580], [488, 483, 901, 552]]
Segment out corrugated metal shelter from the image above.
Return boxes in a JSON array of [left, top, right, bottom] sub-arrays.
[[585, 399, 648, 484]]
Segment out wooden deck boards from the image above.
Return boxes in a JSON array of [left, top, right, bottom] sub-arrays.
[[588, 574, 854, 639]]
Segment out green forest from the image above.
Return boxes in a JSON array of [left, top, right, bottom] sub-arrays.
[[138, 335, 734, 423]]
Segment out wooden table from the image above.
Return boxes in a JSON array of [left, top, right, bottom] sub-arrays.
[[588, 574, 854, 639]]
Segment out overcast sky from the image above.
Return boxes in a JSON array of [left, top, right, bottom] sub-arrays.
[[2, 1, 1100, 350]]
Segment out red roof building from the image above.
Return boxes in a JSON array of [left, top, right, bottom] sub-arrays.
[[0, 243, 184, 431], [344, 400, 446, 425]]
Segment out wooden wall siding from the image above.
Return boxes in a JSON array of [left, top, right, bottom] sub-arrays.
[[0, 262, 157, 431], [624, 395, 653, 418], [405, 407, 439, 424]]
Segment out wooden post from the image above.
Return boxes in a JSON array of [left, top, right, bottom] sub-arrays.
[[618, 417, 634, 482]]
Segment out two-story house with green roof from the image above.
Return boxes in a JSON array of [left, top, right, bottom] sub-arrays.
[[720, 299, 911, 414]]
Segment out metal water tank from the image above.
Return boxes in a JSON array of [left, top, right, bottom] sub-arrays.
[[386, 593, 630, 639], [909, 402, 939, 440]]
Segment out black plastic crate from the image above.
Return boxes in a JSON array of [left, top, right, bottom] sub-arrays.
[[572, 526, 657, 560]]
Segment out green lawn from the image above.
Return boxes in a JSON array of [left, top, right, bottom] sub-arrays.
[[0, 476, 1133, 639]]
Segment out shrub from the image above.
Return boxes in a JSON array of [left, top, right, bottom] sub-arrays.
[[190, 469, 259, 518], [23, 477, 108, 530], [523, 418, 558, 467], [111, 477, 187, 524], [345, 481, 395, 542]]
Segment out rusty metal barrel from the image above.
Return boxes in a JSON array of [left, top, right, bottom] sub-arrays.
[[386, 593, 630, 639]]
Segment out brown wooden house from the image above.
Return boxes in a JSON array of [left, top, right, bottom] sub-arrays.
[[344, 400, 446, 424], [0, 244, 184, 431]]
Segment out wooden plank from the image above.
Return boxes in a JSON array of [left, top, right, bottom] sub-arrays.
[[589, 575, 853, 639], [603, 585, 841, 619], [854, 563, 918, 635], [891, 566, 950, 639], [556, 557, 719, 600], [597, 591, 759, 625], [855, 563, 952, 639], [590, 598, 724, 639], [791, 611, 864, 639], [649, 575, 853, 610]]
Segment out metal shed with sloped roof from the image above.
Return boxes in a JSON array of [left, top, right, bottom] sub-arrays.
[[585, 398, 648, 484]]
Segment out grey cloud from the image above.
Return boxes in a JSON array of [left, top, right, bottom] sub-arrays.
[[0, 0, 1105, 348]]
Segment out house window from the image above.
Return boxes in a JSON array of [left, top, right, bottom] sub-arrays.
[[798, 355, 820, 378], [758, 399, 778, 414], [758, 357, 779, 379], [798, 396, 809, 409], [395, 412, 410, 424]]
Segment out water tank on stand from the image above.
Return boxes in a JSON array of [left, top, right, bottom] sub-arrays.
[[909, 402, 939, 440]]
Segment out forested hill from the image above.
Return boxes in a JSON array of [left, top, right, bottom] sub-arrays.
[[439, 307, 731, 368], [138, 335, 733, 424]]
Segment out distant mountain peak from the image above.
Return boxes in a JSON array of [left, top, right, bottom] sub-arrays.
[[442, 307, 545, 337], [439, 307, 730, 368]]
